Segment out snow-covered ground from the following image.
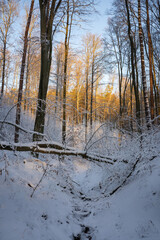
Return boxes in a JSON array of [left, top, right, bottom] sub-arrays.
[[0, 142, 160, 240], [0, 104, 160, 239]]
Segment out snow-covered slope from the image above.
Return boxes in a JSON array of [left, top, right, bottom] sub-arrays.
[[0, 149, 160, 240]]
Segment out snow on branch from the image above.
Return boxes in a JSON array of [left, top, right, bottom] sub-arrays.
[[0, 141, 114, 165], [0, 121, 48, 139]]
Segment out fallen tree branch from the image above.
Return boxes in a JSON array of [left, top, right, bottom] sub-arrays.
[[0, 141, 114, 164]]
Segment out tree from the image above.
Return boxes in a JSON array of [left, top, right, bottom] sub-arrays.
[[62, 0, 73, 144], [61, 0, 95, 144], [14, 0, 35, 143], [83, 35, 90, 143], [54, 43, 64, 115], [23, 7, 40, 113], [137, 0, 151, 128], [33, 0, 62, 142], [0, 0, 18, 98], [125, 0, 141, 129], [89, 34, 102, 132], [105, 16, 128, 122], [146, 0, 154, 120]]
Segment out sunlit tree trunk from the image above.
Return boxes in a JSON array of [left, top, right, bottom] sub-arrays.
[[146, 0, 154, 120], [1, 41, 6, 96], [90, 58, 94, 131], [24, 44, 30, 112], [85, 61, 89, 143], [62, 1, 69, 144], [138, 0, 151, 129]]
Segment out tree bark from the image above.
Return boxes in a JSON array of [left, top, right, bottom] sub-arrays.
[[1, 41, 6, 97], [85, 66, 89, 143], [0, 141, 114, 164], [125, 0, 141, 129], [62, 0, 74, 144], [146, 0, 154, 120], [138, 0, 151, 129], [14, 0, 35, 143], [62, 0, 69, 144], [90, 59, 94, 131], [33, 0, 62, 142]]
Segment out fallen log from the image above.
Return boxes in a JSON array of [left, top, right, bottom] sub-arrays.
[[0, 141, 114, 164]]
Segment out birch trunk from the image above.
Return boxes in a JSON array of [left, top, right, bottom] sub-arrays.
[[138, 0, 151, 129]]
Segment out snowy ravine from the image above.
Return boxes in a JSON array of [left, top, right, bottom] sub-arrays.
[[0, 150, 160, 240]]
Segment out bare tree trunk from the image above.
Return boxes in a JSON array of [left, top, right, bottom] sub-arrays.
[[146, 0, 154, 120], [33, 0, 62, 142], [55, 57, 60, 114], [130, 76, 133, 131], [138, 0, 151, 129], [14, 0, 35, 143], [85, 67, 89, 143], [1, 41, 6, 97], [125, 0, 141, 130], [62, 0, 74, 144], [24, 45, 30, 112], [90, 60, 94, 132], [62, 1, 69, 144]]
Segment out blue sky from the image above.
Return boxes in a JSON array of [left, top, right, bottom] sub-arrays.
[[15, 0, 113, 46], [88, 0, 113, 35], [58, 0, 114, 49]]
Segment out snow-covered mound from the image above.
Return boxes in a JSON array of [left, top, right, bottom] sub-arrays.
[[0, 149, 160, 240]]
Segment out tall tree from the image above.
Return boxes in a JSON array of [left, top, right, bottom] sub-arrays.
[[14, 0, 35, 143], [83, 36, 90, 143], [146, 0, 154, 120], [89, 34, 102, 131], [0, 0, 18, 98], [125, 0, 141, 129], [61, 0, 95, 144], [138, 0, 151, 128], [33, 0, 62, 141], [62, 0, 74, 144]]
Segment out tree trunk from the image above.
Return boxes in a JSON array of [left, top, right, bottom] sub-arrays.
[[24, 45, 30, 112], [55, 56, 60, 114], [62, 0, 74, 144], [1, 41, 6, 97], [14, 0, 34, 143], [62, 1, 69, 144], [138, 0, 151, 129], [90, 60, 94, 132], [33, 0, 62, 142], [85, 67, 89, 143], [146, 0, 154, 120], [125, 0, 141, 130]]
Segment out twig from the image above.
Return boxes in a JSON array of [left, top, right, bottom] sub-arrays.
[[0, 121, 48, 139], [30, 165, 48, 198]]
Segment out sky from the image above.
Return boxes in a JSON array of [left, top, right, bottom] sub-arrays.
[[11, 0, 114, 89], [14, 0, 114, 49], [65, 0, 114, 47], [87, 0, 113, 35]]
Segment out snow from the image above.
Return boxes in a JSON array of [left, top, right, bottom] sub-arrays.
[[0, 105, 160, 239], [0, 143, 160, 240]]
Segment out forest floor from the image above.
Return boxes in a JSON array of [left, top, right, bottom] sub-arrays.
[[0, 143, 160, 240]]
